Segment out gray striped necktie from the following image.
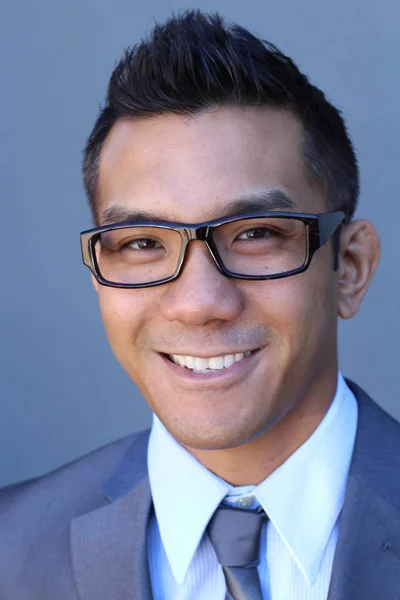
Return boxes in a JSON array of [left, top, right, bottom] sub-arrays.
[[206, 505, 267, 600]]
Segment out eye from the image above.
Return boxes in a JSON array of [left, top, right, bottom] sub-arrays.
[[125, 238, 163, 250], [236, 227, 275, 240]]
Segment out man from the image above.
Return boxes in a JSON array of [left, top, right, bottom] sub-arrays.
[[0, 9, 398, 600]]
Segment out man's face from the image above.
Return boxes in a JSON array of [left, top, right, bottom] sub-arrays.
[[94, 106, 339, 450]]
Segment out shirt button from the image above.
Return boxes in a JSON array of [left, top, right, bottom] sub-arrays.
[[236, 496, 255, 509]]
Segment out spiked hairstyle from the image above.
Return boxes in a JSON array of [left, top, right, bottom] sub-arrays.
[[83, 10, 359, 225]]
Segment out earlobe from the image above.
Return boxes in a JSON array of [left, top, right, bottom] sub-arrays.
[[338, 219, 381, 319]]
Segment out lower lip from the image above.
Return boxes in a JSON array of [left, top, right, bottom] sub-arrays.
[[160, 350, 261, 385]]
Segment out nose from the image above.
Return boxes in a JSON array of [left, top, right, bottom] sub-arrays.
[[159, 241, 245, 326]]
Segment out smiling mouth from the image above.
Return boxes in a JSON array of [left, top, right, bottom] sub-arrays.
[[164, 350, 259, 373]]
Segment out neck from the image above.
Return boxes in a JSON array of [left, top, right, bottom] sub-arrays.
[[184, 372, 338, 486]]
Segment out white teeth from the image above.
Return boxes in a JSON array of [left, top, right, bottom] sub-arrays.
[[170, 351, 255, 372], [185, 356, 195, 369], [209, 356, 225, 370], [223, 354, 235, 368], [195, 357, 209, 370]]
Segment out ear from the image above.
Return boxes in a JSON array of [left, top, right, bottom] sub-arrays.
[[338, 219, 381, 319], [91, 274, 99, 293]]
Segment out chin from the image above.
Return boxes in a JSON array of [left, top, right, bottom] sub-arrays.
[[163, 412, 268, 451]]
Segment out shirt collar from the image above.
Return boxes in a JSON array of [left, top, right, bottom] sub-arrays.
[[254, 373, 358, 583], [148, 372, 358, 585], [148, 417, 229, 584]]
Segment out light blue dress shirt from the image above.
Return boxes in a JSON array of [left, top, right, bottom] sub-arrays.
[[147, 373, 358, 599]]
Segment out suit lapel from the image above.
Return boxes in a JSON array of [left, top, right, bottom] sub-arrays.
[[328, 475, 400, 600], [328, 382, 400, 600], [70, 430, 153, 600]]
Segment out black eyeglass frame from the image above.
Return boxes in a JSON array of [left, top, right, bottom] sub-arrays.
[[80, 210, 345, 289]]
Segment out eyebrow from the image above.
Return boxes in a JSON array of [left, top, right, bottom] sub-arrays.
[[100, 189, 297, 226]]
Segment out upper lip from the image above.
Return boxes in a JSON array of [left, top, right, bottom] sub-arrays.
[[161, 348, 260, 358]]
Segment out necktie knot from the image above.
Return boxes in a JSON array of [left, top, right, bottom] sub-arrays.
[[206, 505, 267, 568]]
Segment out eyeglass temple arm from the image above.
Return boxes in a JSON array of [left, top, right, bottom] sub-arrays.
[[317, 211, 345, 247]]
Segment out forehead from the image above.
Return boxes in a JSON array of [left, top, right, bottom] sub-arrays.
[[97, 106, 323, 223]]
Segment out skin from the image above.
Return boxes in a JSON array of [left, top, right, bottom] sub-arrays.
[[92, 106, 380, 485]]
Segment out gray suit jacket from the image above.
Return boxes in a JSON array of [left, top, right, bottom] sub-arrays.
[[1, 380, 400, 599]]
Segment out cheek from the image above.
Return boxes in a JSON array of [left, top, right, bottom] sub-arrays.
[[97, 288, 153, 350], [245, 266, 336, 354]]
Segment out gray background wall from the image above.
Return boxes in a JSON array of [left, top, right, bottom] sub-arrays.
[[0, 0, 398, 487]]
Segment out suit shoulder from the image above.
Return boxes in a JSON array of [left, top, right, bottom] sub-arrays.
[[347, 379, 400, 504], [0, 428, 150, 524], [0, 429, 149, 595]]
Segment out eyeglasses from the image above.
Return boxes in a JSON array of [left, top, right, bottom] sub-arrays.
[[80, 210, 345, 289]]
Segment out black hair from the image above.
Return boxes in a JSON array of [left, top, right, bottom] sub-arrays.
[[83, 10, 359, 227]]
